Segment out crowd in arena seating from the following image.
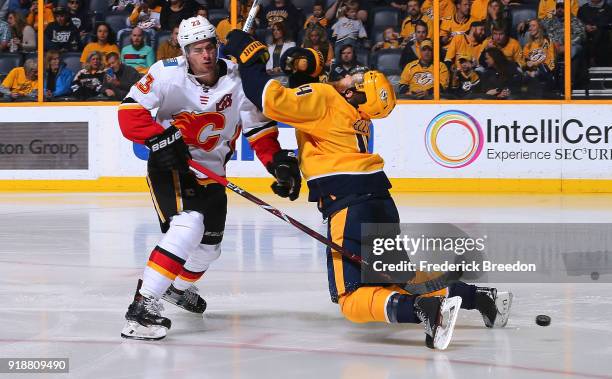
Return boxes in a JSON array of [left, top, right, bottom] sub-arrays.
[[0, 0, 610, 101]]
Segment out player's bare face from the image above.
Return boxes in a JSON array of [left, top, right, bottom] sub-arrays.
[[187, 40, 218, 85]]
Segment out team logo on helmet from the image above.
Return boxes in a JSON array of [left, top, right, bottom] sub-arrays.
[[379, 88, 388, 101]]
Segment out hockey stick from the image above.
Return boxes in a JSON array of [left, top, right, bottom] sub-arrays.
[[242, 0, 261, 32], [187, 159, 458, 294]]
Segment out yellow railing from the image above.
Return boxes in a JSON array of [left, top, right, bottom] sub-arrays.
[[1, 0, 610, 106]]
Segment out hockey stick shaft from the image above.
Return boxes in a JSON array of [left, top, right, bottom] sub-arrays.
[[187, 160, 456, 294], [242, 0, 261, 32], [187, 159, 366, 267]]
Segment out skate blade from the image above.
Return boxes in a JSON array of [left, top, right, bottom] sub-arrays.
[[433, 296, 462, 350], [493, 292, 513, 328], [121, 321, 168, 341]]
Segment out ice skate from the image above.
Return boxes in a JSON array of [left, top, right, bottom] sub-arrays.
[[121, 281, 171, 341], [162, 284, 207, 314], [415, 295, 462, 350], [475, 287, 513, 328]]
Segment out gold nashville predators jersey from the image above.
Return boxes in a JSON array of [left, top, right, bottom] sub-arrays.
[[261, 80, 391, 201]]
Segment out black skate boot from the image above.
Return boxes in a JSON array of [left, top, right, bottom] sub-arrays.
[[121, 280, 171, 340], [162, 284, 207, 314], [414, 295, 462, 350], [475, 287, 513, 328]]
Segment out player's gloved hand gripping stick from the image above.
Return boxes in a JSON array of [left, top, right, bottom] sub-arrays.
[[187, 159, 456, 294]]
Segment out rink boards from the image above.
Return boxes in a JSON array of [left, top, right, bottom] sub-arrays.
[[0, 104, 610, 192]]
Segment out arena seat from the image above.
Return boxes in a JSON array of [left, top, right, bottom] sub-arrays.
[[370, 49, 402, 76], [60, 52, 83, 74], [0, 53, 23, 79]]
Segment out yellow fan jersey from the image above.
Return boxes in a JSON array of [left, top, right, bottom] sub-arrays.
[[261, 80, 391, 201], [400, 15, 433, 39], [440, 15, 477, 45], [444, 34, 486, 66], [482, 37, 524, 66], [470, 0, 489, 21], [538, 0, 578, 19], [399, 59, 450, 93], [523, 38, 555, 71]]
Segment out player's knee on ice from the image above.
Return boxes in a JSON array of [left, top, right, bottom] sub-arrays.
[[338, 287, 399, 323]]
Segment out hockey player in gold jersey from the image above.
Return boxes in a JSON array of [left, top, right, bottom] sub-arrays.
[[225, 30, 512, 350]]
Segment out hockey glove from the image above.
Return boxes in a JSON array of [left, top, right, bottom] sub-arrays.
[[225, 30, 269, 66], [280, 47, 324, 77], [145, 125, 192, 173], [266, 150, 301, 201]]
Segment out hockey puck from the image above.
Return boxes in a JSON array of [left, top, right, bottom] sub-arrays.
[[536, 315, 551, 326]]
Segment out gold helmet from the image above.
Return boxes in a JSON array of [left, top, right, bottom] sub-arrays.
[[352, 70, 396, 119]]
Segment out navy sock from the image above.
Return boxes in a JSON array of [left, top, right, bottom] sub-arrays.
[[387, 293, 419, 323], [448, 281, 477, 310]]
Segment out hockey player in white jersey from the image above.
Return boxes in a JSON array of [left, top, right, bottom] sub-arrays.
[[118, 16, 301, 340]]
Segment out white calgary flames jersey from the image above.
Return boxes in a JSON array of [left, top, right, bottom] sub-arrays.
[[124, 56, 275, 177]]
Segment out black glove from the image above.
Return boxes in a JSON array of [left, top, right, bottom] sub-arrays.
[[225, 30, 269, 66], [266, 150, 301, 201], [145, 125, 191, 173], [280, 47, 324, 88]]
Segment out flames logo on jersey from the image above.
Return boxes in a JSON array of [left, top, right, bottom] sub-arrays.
[[171, 111, 226, 152], [414, 72, 433, 86]]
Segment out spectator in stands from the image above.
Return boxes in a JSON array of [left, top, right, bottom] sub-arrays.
[[325, 0, 367, 23], [539, 0, 578, 19], [217, 1, 243, 45], [102, 51, 141, 100], [71, 51, 105, 99], [484, 0, 511, 37], [471, 0, 489, 21], [399, 39, 449, 99], [43, 50, 74, 99], [111, 0, 139, 13], [329, 43, 364, 81], [542, 0, 585, 59], [480, 47, 522, 98], [26, 0, 54, 31], [481, 21, 523, 66], [400, 20, 428, 68], [0, 17, 10, 52], [260, 0, 301, 41], [372, 27, 401, 52], [128, 0, 162, 32], [578, 0, 612, 66], [522, 18, 555, 88], [450, 55, 481, 98], [157, 25, 181, 60], [194, 4, 208, 19], [440, 0, 477, 46], [302, 24, 334, 66], [44, 7, 81, 52], [331, 1, 368, 57], [121, 27, 155, 74], [7, 0, 31, 17], [66, 0, 91, 41], [0, 58, 37, 100], [444, 20, 486, 68], [304, 1, 329, 29], [438, 0, 454, 19], [266, 22, 296, 75], [161, 0, 195, 31], [400, 0, 433, 40], [7, 10, 35, 52], [81, 22, 120, 66]]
